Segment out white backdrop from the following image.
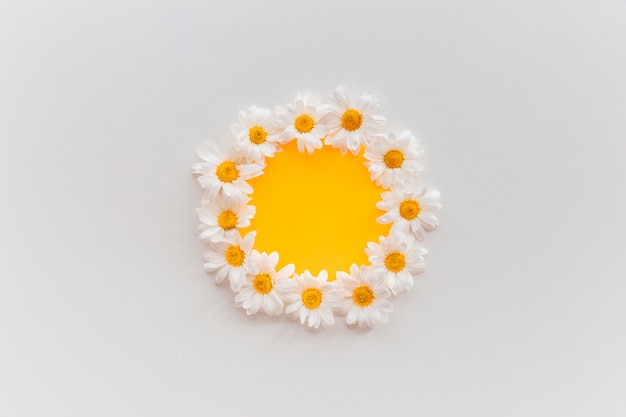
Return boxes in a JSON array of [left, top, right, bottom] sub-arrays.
[[1, 1, 625, 416]]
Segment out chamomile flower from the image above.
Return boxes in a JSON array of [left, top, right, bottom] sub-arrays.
[[325, 86, 386, 155], [376, 187, 441, 242], [234, 251, 296, 316], [365, 234, 427, 295], [192, 141, 264, 204], [336, 264, 393, 328], [196, 196, 256, 243], [230, 106, 281, 163], [284, 270, 342, 329], [276, 92, 332, 154], [364, 130, 423, 188], [203, 231, 257, 292]]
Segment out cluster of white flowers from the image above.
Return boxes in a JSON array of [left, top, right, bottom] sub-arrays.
[[192, 87, 441, 329]]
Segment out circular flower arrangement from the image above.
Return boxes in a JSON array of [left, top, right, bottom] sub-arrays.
[[192, 87, 441, 329]]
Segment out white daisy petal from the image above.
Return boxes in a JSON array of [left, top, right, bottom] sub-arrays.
[[277, 263, 296, 280], [308, 309, 320, 328], [346, 306, 359, 325], [300, 306, 308, 324], [213, 265, 230, 283], [320, 306, 335, 325], [248, 294, 261, 315], [285, 302, 301, 315]]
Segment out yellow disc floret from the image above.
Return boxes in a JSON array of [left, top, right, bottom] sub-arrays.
[[385, 252, 406, 272], [341, 109, 363, 131], [383, 150, 404, 169], [301, 287, 323, 309], [399, 200, 420, 220], [216, 161, 239, 183], [225, 245, 245, 267], [249, 126, 267, 144], [217, 210, 238, 230], [352, 285, 375, 307], [294, 114, 314, 133], [253, 273, 273, 294]]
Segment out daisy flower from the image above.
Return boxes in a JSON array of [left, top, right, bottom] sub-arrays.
[[325, 86, 386, 155], [364, 130, 423, 188], [203, 231, 257, 292], [234, 251, 296, 316], [192, 141, 264, 204], [336, 264, 393, 328], [230, 106, 281, 163], [284, 270, 342, 329], [196, 195, 256, 243], [276, 92, 332, 154], [365, 234, 427, 295], [376, 187, 441, 242]]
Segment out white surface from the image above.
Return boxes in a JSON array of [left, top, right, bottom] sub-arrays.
[[1, 1, 626, 416]]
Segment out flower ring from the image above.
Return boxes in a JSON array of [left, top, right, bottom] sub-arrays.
[[192, 87, 441, 329]]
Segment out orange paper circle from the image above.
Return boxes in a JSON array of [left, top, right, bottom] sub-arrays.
[[242, 141, 391, 280]]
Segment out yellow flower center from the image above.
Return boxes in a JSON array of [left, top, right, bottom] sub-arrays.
[[217, 210, 238, 230], [301, 287, 322, 309], [341, 108, 362, 131], [248, 126, 267, 144], [253, 273, 273, 294], [294, 114, 314, 133], [352, 285, 375, 307], [383, 150, 404, 168], [399, 200, 420, 220], [385, 252, 406, 272], [216, 161, 239, 183], [225, 245, 245, 267]]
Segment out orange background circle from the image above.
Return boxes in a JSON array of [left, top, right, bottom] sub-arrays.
[[242, 141, 390, 280]]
